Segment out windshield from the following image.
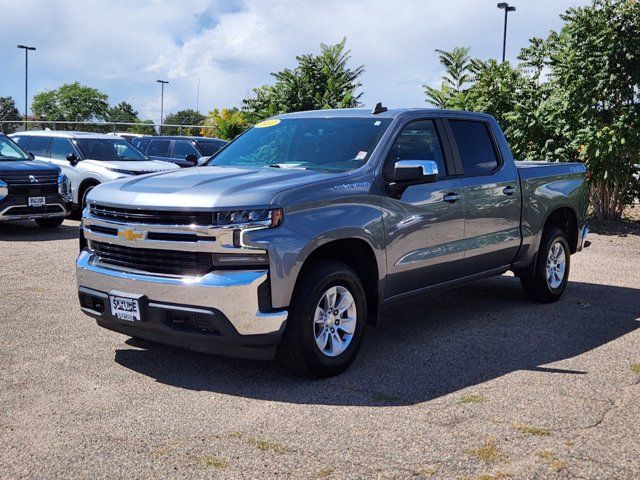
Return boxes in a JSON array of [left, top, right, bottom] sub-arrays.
[[0, 136, 29, 161], [209, 117, 391, 172], [74, 138, 147, 161], [195, 140, 226, 157]]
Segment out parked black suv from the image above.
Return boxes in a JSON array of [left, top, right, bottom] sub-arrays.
[[132, 136, 228, 168], [0, 134, 72, 228]]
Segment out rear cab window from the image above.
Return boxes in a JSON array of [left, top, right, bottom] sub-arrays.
[[448, 120, 499, 175]]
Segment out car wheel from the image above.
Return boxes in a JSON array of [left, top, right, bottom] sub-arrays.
[[278, 260, 367, 378], [35, 217, 64, 228], [520, 227, 571, 303]]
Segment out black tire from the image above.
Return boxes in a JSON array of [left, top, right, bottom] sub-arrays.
[[520, 227, 571, 303], [35, 217, 64, 228], [278, 260, 367, 378]]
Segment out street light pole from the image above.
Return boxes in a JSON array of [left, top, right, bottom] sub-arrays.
[[157, 79, 169, 134], [17, 45, 36, 131], [497, 3, 516, 63]]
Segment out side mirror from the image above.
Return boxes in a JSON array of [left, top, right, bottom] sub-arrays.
[[66, 153, 79, 165], [393, 160, 439, 183], [27, 152, 35, 160], [185, 153, 198, 166]]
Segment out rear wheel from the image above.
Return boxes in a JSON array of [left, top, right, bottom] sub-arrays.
[[35, 217, 64, 228], [278, 261, 367, 378], [520, 227, 570, 303]]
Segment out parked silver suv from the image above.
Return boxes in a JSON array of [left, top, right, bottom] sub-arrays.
[[11, 131, 179, 209]]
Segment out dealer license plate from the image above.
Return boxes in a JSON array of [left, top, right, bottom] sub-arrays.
[[109, 294, 141, 322], [28, 196, 46, 207]]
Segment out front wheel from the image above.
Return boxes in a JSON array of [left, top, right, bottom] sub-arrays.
[[278, 261, 367, 378], [520, 227, 571, 303], [35, 217, 64, 228]]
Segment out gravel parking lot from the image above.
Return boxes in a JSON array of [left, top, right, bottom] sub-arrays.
[[1, 219, 639, 479]]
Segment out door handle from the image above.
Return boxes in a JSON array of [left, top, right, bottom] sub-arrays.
[[503, 186, 516, 196], [443, 192, 461, 203]]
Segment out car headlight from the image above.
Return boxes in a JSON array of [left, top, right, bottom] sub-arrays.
[[214, 208, 284, 228], [0, 179, 7, 199], [213, 208, 283, 250], [58, 174, 72, 201]]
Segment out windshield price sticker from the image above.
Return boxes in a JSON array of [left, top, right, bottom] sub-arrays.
[[255, 119, 281, 128]]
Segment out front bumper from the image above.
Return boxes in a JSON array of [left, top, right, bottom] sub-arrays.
[[76, 250, 288, 359], [0, 194, 71, 221]]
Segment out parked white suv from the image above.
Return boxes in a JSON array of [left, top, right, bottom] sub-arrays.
[[10, 131, 179, 209]]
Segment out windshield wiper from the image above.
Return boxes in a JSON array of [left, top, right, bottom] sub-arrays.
[[268, 163, 308, 170]]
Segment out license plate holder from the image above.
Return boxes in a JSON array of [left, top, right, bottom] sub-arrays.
[[108, 291, 145, 322], [28, 196, 46, 207]]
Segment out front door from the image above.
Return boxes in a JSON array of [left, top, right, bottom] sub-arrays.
[[381, 119, 466, 299]]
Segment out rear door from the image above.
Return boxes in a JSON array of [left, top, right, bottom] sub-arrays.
[[444, 118, 521, 274], [381, 117, 466, 298]]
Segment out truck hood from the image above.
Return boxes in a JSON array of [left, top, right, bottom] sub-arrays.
[[0, 159, 59, 174], [88, 165, 347, 209], [82, 159, 178, 172]]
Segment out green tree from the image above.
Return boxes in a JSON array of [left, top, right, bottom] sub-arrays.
[[130, 120, 156, 135], [243, 38, 364, 123], [424, 47, 474, 109], [424, 0, 640, 219], [107, 101, 140, 131], [163, 109, 206, 136], [201, 108, 247, 140], [31, 82, 109, 130], [0, 97, 21, 134], [546, 0, 640, 219]]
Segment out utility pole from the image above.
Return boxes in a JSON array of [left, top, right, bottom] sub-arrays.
[[17, 44, 36, 131], [156, 79, 169, 134], [196, 78, 200, 113], [497, 3, 516, 62]]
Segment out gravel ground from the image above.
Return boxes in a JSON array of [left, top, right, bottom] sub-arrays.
[[1, 219, 639, 479]]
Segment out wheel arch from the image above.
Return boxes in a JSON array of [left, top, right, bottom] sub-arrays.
[[296, 237, 382, 326], [77, 178, 101, 207]]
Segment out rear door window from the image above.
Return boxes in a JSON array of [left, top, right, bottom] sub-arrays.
[[448, 120, 499, 175], [26, 136, 51, 157], [171, 140, 198, 159], [147, 140, 171, 157]]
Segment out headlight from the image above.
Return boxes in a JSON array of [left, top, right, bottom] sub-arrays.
[[214, 208, 284, 228], [58, 174, 72, 201], [105, 168, 141, 176], [0, 180, 7, 199]]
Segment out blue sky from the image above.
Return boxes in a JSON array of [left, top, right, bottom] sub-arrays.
[[0, 0, 590, 122]]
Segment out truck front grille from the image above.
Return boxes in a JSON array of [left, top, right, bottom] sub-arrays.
[[90, 204, 212, 226], [91, 241, 214, 276], [8, 184, 59, 195], [0, 172, 58, 185]]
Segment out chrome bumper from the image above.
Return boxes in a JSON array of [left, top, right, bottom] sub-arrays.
[[76, 250, 287, 336]]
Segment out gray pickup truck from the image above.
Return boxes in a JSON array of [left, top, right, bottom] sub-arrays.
[[76, 108, 588, 377]]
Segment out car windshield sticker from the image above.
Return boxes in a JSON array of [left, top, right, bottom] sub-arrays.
[[355, 151, 367, 160], [255, 119, 281, 128]]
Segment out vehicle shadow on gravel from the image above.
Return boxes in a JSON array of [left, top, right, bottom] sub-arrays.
[[113, 275, 640, 406], [0, 220, 79, 241]]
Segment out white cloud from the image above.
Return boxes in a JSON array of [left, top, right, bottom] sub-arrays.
[[0, 0, 591, 122]]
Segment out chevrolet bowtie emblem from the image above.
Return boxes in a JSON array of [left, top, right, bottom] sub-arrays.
[[118, 229, 143, 242]]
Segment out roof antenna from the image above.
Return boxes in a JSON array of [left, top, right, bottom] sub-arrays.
[[371, 102, 388, 114]]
